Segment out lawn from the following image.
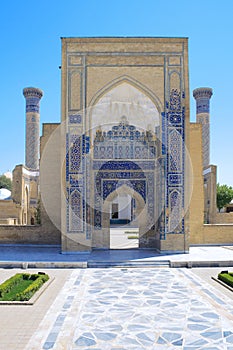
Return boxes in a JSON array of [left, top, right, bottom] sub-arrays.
[[0, 272, 49, 301]]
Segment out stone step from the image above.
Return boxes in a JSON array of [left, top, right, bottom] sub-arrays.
[[87, 260, 170, 268]]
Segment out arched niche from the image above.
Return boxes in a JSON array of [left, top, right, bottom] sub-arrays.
[[88, 78, 162, 145]]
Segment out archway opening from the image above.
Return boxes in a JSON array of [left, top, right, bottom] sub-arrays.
[[102, 184, 146, 250], [110, 192, 139, 249]]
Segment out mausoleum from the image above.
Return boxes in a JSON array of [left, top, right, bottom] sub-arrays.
[[1, 37, 233, 252]]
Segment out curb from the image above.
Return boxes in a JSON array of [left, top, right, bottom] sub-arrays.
[[0, 261, 88, 269], [170, 261, 233, 268], [211, 276, 233, 293], [0, 260, 232, 269]]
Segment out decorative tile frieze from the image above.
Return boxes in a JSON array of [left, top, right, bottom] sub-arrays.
[[69, 114, 82, 124], [168, 173, 183, 186], [93, 160, 156, 171]]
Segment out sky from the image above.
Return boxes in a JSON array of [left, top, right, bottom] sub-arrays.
[[0, 0, 232, 185]]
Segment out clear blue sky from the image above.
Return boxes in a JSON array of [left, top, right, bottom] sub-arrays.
[[0, 0, 232, 185]]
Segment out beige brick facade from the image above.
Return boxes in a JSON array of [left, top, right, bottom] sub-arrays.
[[0, 37, 232, 250], [60, 37, 190, 252], [189, 123, 205, 244]]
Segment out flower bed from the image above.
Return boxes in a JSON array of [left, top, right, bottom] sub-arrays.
[[218, 271, 233, 289], [0, 272, 49, 301]]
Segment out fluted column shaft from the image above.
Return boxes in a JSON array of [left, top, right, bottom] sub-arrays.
[[193, 87, 213, 168], [23, 87, 43, 170]]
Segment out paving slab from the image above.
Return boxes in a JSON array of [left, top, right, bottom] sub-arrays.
[[0, 268, 72, 350], [23, 267, 233, 349]]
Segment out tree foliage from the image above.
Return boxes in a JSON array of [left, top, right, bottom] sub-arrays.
[[35, 198, 41, 225], [0, 175, 12, 190], [216, 183, 233, 212]]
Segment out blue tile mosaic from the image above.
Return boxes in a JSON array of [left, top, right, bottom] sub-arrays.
[[65, 84, 187, 244], [25, 97, 40, 113], [163, 88, 185, 235], [69, 114, 82, 124], [196, 97, 210, 113]]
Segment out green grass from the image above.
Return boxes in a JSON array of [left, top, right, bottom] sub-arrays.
[[218, 271, 233, 288], [0, 279, 32, 301], [0, 273, 49, 301], [127, 235, 139, 239]]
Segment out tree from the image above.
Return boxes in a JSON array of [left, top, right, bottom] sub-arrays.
[[216, 183, 233, 212], [35, 197, 41, 225], [0, 175, 12, 190]]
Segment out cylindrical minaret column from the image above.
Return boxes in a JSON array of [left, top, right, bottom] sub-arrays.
[[193, 87, 213, 168], [23, 87, 43, 170]]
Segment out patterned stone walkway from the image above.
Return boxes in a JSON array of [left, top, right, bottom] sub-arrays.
[[25, 268, 233, 350]]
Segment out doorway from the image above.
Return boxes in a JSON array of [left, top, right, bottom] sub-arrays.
[[110, 192, 139, 249]]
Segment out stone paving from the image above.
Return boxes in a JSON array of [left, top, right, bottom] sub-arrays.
[[24, 268, 233, 350], [0, 269, 72, 350]]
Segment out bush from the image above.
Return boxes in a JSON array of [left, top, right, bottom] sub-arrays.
[[16, 274, 49, 301], [0, 273, 24, 298], [0, 273, 49, 301], [218, 272, 233, 288]]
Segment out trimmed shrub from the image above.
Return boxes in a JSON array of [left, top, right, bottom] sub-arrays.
[[0, 273, 49, 301], [218, 272, 233, 288], [16, 274, 49, 301], [0, 273, 24, 298], [22, 273, 31, 280]]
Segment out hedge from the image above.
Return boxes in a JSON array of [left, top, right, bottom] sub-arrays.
[[218, 272, 233, 288], [0, 273, 24, 298], [16, 274, 49, 301], [0, 273, 49, 301]]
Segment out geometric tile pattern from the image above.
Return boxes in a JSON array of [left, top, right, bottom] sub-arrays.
[[164, 88, 185, 235], [169, 189, 182, 232], [24, 268, 233, 349], [93, 117, 157, 160], [193, 88, 213, 114], [66, 116, 89, 234], [93, 167, 153, 230], [70, 189, 83, 232], [65, 88, 186, 247], [69, 114, 82, 124], [93, 118, 158, 233], [65, 93, 186, 242]]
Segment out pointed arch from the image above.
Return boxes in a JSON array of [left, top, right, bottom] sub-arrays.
[[169, 71, 181, 93], [69, 189, 83, 232], [100, 184, 147, 249], [89, 75, 163, 113], [103, 183, 147, 229], [103, 183, 145, 208], [168, 189, 182, 232], [168, 129, 182, 172], [88, 77, 162, 144]]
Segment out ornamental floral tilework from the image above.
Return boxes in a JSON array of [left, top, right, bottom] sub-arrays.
[[164, 88, 185, 234], [93, 118, 158, 231]]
